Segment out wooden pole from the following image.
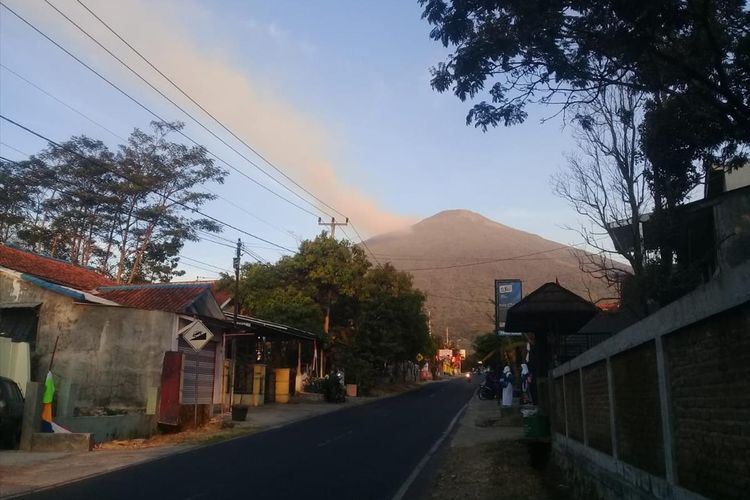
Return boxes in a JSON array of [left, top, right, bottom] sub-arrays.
[[48, 335, 60, 371], [194, 353, 199, 427]]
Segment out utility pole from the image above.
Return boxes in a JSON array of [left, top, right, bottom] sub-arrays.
[[315, 218, 348, 377], [233, 238, 241, 326], [318, 217, 349, 239]]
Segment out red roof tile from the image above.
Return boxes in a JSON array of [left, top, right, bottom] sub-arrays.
[[96, 283, 212, 313], [170, 279, 233, 307], [0, 244, 115, 291]]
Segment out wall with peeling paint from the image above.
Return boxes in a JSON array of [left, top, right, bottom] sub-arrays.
[[1, 271, 175, 411]]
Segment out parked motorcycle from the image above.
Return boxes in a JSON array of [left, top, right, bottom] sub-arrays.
[[477, 373, 498, 400]]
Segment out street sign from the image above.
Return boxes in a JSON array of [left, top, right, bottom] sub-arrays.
[[179, 320, 214, 351], [416, 353, 424, 362], [495, 279, 523, 336]]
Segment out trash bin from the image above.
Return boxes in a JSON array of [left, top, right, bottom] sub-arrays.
[[523, 415, 550, 438]]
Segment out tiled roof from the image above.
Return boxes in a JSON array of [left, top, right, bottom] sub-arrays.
[[95, 283, 212, 314], [167, 279, 233, 307], [0, 244, 115, 291]]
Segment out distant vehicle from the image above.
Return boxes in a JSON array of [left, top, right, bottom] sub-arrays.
[[0, 376, 24, 449]]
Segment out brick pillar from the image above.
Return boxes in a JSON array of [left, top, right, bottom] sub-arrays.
[[606, 357, 618, 459], [655, 336, 675, 483]]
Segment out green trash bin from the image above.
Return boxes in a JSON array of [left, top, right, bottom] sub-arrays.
[[523, 415, 550, 438]]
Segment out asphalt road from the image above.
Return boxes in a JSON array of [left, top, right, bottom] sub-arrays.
[[21, 379, 476, 500]]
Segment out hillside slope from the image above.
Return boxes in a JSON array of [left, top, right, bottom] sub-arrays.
[[364, 210, 615, 347]]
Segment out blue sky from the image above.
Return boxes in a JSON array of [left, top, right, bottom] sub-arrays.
[[0, 0, 582, 278]]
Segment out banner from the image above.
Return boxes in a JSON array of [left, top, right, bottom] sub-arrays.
[[495, 279, 523, 336]]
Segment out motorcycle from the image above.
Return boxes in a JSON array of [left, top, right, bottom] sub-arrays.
[[477, 373, 498, 400]]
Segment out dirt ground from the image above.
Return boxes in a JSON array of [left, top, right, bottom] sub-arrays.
[[96, 418, 257, 450], [427, 439, 569, 500]]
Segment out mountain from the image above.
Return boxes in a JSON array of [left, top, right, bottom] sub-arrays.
[[364, 209, 615, 348]]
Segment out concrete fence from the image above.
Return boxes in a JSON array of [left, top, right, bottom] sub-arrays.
[[550, 260, 750, 500]]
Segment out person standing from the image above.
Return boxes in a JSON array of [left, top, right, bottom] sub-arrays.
[[501, 365, 514, 407]]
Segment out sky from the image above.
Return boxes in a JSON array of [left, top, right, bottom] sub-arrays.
[[0, 0, 585, 279]]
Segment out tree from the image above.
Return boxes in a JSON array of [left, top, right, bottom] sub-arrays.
[[2, 122, 226, 283], [223, 238, 432, 392], [552, 87, 649, 290], [115, 121, 225, 283], [293, 234, 371, 334], [232, 260, 325, 334], [420, 0, 750, 168], [0, 158, 40, 243]]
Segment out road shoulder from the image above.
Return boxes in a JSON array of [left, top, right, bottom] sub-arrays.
[[420, 394, 567, 500]]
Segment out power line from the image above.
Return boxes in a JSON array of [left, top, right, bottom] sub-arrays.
[[179, 255, 231, 273], [76, 0, 348, 220], [178, 261, 222, 275], [4, 1, 391, 265], [0, 63, 127, 142], [40, 0, 333, 220], [348, 222, 382, 266], [0, 152, 249, 273], [5, 2, 386, 265], [0, 114, 297, 253], [0, 2, 322, 220], [399, 244, 587, 271], [0, 63, 300, 250], [201, 184, 299, 246], [56, 0, 380, 264], [426, 292, 493, 304]]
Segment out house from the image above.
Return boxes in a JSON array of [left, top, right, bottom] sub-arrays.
[[0, 244, 319, 442]]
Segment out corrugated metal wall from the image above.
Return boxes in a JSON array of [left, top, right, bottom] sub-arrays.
[[179, 339, 216, 405]]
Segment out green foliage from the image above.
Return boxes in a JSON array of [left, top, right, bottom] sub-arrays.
[[422, 0, 750, 305], [472, 332, 503, 368], [224, 238, 432, 393], [322, 372, 346, 403], [0, 121, 226, 283], [421, 0, 750, 166]]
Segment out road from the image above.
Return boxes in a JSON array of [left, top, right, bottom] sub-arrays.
[[20, 379, 476, 500]]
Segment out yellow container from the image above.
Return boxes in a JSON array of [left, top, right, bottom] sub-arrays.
[[275, 368, 290, 404], [251, 364, 266, 407]]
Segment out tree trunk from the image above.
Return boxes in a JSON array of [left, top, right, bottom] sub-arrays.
[[128, 222, 156, 284]]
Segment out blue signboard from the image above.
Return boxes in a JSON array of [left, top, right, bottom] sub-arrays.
[[495, 279, 522, 336]]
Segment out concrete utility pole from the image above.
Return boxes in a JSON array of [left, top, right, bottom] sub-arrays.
[[318, 217, 349, 238], [233, 239, 241, 325]]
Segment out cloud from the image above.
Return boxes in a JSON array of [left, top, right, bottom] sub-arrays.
[[21, 0, 412, 236]]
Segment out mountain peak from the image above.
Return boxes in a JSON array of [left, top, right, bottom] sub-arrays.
[[425, 209, 489, 221], [364, 208, 614, 345]]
